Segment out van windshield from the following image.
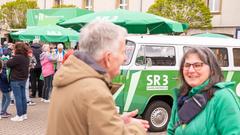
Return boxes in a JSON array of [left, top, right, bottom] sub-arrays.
[[124, 41, 135, 65]]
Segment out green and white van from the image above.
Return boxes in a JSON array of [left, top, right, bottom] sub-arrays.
[[112, 35, 240, 132]]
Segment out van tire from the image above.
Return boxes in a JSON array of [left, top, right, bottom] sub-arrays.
[[143, 101, 171, 132]]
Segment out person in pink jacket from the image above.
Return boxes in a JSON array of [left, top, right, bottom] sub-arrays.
[[40, 44, 57, 103]]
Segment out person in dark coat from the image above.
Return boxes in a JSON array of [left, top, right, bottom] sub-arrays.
[[0, 59, 11, 118], [7, 42, 30, 122], [30, 39, 43, 98], [2, 42, 13, 57]]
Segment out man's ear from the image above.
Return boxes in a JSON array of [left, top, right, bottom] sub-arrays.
[[102, 51, 112, 68]]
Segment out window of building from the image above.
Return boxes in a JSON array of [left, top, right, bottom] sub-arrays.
[[136, 46, 176, 66], [233, 48, 240, 67], [54, 0, 61, 6], [116, 0, 129, 10], [207, 0, 221, 13], [83, 0, 93, 10]]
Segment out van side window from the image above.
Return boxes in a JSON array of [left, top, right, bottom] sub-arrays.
[[184, 47, 229, 67], [233, 48, 240, 67], [210, 48, 228, 67], [136, 46, 176, 66]]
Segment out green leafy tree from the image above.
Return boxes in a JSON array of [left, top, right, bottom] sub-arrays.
[[0, 0, 38, 29], [52, 4, 76, 8], [148, 0, 212, 29]]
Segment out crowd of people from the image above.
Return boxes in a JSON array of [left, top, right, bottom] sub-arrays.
[[0, 39, 72, 121], [0, 20, 239, 135]]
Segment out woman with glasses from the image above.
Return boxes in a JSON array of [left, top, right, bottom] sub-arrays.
[[167, 47, 240, 135]]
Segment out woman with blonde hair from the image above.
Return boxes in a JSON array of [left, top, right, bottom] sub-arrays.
[[40, 44, 57, 103]]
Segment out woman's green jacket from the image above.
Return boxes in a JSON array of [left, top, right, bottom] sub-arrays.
[[167, 81, 240, 135]]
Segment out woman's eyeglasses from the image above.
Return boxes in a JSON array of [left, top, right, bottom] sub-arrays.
[[183, 62, 204, 71]]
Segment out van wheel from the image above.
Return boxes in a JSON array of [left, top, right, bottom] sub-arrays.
[[143, 101, 171, 132]]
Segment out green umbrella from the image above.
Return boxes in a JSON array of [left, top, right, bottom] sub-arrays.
[[10, 25, 79, 42], [192, 33, 232, 38], [27, 8, 93, 26], [59, 9, 188, 34]]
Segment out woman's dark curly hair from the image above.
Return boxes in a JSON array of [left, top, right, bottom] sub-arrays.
[[14, 42, 30, 57]]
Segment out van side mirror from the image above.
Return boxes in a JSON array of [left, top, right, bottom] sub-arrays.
[[136, 56, 144, 65]]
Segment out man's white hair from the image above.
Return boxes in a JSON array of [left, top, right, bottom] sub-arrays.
[[57, 43, 64, 49], [78, 20, 127, 61], [33, 38, 40, 44]]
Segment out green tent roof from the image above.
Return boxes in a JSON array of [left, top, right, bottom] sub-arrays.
[[59, 9, 188, 34], [27, 8, 93, 26], [192, 33, 232, 38], [10, 25, 79, 42]]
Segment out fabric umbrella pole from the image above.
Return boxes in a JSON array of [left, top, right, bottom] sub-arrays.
[[59, 9, 188, 34], [10, 25, 79, 42]]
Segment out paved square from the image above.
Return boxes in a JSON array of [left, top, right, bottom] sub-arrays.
[[0, 98, 48, 135], [0, 98, 165, 135]]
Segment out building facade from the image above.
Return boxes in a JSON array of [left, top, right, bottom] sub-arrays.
[[35, 0, 155, 12], [0, 0, 15, 6], [187, 0, 240, 37], [1, 0, 240, 37]]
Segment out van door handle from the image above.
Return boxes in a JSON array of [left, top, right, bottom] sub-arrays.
[[172, 77, 179, 80]]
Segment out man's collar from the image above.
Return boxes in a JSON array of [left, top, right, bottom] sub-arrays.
[[73, 51, 106, 75]]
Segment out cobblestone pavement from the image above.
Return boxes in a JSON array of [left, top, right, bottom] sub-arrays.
[[0, 98, 48, 135], [0, 98, 166, 135]]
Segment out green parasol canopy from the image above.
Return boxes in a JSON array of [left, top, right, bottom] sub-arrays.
[[10, 25, 79, 42], [27, 8, 93, 26], [192, 33, 232, 38], [59, 9, 188, 34]]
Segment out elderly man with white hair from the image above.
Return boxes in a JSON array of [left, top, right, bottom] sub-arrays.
[[56, 43, 65, 70], [46, 20, 149, 135]]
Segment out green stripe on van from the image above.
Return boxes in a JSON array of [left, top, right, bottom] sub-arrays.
[[113, 84, 124, 100], [124, 71, 141, 112], [226, 71, 234, 82]]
